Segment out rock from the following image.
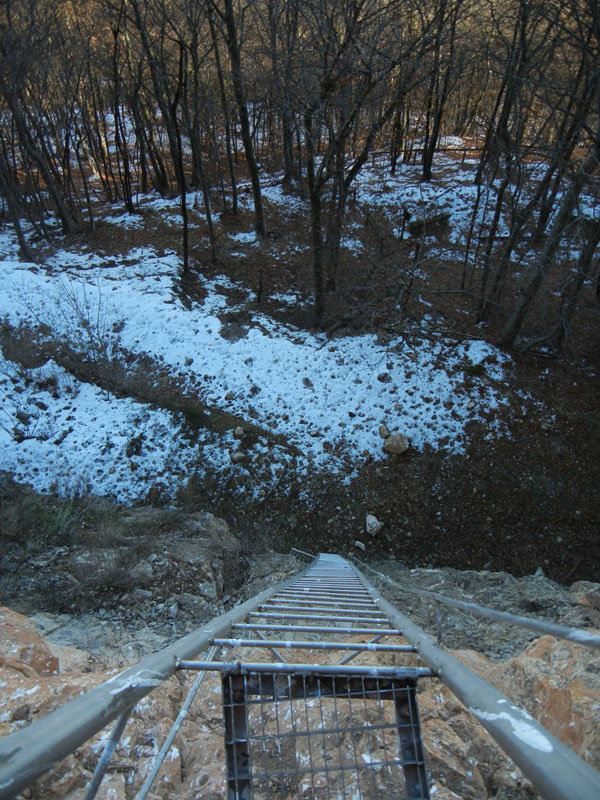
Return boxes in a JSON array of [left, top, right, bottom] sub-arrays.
[[467, 400, 476, 410], [365, 514, 383, 535], [233, 426, 245, 439], [129, 560, 154, 584], [96, 774, 127, 800], [0, 608, 58, 677], [383, 433, 410, 455], [379, 423, 390, 439], [173, 592, 213, 618], [167, 602, 179, 618], [419, 636, 600, 798], [377, 372, 392, 383], [354, 540, 366, 551], [183, 510, 241, 554], [570, 581, 600, 610], [231, 450, 245, 463]]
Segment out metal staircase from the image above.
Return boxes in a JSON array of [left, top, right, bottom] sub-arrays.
[[1, 550, 600, 800], [178, 553, 433, 798]]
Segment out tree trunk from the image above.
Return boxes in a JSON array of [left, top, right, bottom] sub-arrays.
[[500, 144, 600, 347], [220, 0, 266, 236], [207, 4, 238, 213], [547, 219, 600, 351]]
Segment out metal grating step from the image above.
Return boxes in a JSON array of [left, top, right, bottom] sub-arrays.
[[221, 669, 430, 800]]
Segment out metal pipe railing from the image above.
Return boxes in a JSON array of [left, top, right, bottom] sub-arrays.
[[0, 562, 311, 800], [349, 554, 600, 649], [355, 562, 600, 800]]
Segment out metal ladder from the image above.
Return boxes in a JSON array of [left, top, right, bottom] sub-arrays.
[[178, 553, 434, 799], [2, 551, 600, 800]]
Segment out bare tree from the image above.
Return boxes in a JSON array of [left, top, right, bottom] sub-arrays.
[[209, 0, 267, 237]]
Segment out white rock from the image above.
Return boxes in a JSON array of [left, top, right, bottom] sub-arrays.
[[233, 426, 245, 439], [231, 450, 245, 463], [366, 514, 383, 535], [383, 433, 409, 455], [354, 540, 366, 551]]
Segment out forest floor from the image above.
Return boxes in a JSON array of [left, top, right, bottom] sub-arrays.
[[0, 151, 599, 585]]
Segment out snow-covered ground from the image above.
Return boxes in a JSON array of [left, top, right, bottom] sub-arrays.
[[0, 157, 535, 505]]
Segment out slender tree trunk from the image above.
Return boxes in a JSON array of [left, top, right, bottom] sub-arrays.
[[0, 154, 35, 260], [207, 5, 238, 213], [476, 175, 509, 321], [547, 219, 600, 351], [171, 42, 189, 275], [220, 0, 266, 236], [500, 144, 600, 347], [325, 149, 347, 292]]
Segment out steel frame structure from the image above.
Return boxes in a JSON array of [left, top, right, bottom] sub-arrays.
[[1, 552, 600, 800]]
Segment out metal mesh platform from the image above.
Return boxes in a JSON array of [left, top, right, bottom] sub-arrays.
[[222, 669, 428, 799]]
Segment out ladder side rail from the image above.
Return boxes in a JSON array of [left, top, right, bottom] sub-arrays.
[[355, 563, 600, 800], [350, 554, 600, 650], [0, 561, 314, 800]]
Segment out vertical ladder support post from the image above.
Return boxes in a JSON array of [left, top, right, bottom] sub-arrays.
[[223, 673, 252, 800], [83, 708, 132, 800], [394, 681, 430, 799]]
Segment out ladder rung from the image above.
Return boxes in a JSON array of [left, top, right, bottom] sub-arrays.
[[213, 638, 417, 653], [232, 624, 402, 635], [267, 598, 377, 607], [261, 604, 383, 615], [178, 660, 434, 679], [249, 612, 392, 623], [275, 589, 372, 602]]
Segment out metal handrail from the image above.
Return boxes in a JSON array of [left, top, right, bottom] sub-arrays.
[[290, 546, 315, 562], [349, 553, 600, 649], [356, 562, 600, 800], [0, 561, 312, 800]]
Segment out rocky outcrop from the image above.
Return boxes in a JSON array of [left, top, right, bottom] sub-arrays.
[[418, 636, 600, 798], [0, 609, 58, 678]]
